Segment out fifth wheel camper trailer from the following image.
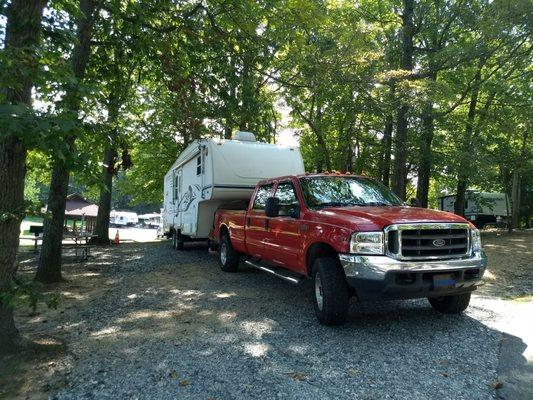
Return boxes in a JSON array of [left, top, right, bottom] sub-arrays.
[[162, 132, 305, 249], [438, 191, 510, 228]]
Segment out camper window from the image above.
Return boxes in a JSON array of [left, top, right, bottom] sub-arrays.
[[252, 184, 274, 210], [174, 173, 181, 200], [196, 155, 203, 175]]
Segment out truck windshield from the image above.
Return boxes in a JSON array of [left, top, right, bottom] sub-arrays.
[[299, 176, 403, 208]]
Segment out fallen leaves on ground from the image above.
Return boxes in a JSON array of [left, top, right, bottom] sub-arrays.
[[287, 372, 307, 382], [492, 380, 503, 389], [347, 368, 358, 377]]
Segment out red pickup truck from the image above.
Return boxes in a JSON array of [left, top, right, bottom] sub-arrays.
[[210, 173, 487, 325]]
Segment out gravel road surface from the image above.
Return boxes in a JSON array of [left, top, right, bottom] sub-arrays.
[[5, 232, 532, 399]]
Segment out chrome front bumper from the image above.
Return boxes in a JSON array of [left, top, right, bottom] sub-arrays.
[[339, 251, 487, 280]]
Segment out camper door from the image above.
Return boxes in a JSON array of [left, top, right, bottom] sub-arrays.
[[173, 168, 183, 228]]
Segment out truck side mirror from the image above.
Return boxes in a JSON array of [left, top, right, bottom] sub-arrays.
[[410, 198, 420, 207], [265, 197, 280, 217], [290, 203, 300, 219]]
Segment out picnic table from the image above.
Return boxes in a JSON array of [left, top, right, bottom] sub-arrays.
[[63, 233, 98, 262]]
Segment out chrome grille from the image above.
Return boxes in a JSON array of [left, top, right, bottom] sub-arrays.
[[385, 223, 470, 260]]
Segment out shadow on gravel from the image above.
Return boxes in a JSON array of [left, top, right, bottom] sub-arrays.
[[10, 238, 532, 399], [49, 242, 514, 399], [497, 333, 532, 400]]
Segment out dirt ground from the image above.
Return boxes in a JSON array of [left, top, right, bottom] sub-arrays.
[[1, 231, 531, 399]]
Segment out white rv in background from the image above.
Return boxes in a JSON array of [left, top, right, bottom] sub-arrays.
[[439, 191, 510, 228], [163, 131, 305, 249], [110, 210, 139, 227]]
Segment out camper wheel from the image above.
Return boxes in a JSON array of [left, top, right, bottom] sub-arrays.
[[173, 231, 184, 250]]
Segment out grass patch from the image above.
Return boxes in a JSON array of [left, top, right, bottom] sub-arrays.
[[509, 294, 533, 303], [23, 215, 44, 224]]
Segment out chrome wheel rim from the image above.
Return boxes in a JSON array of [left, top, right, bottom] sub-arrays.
[[315, 272, 323, 311], [220, 242, 227, 266]]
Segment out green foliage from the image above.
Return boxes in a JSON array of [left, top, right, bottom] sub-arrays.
[[0, 276, 60, 314], [3, 0, 531, 222]]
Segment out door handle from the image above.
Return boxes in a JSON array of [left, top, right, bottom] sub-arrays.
[[264, 219, 269, 230], [246, 217, 251, 227]]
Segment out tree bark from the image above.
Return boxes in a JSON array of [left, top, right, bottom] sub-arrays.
[[416, 99, 435, 208], [391, 0, 414, 200], [36, 0, 97, 283], [36, 155, 71, 283], [454, 72, 481, 216], [93, 94, 120, 244], [93, 147, 117, 244], [0, 0, 47, 349], [380, 115, 393, 186], [510, 171, 521, 231]]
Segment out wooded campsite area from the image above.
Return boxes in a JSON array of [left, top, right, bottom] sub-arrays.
[[0, 0, 531, 351]]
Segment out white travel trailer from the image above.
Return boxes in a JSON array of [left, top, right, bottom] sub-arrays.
[[110, 210, 139, 227], [138, 213, 162, 229], [163, 132, 304, 248], [439, 191, 510, 228]]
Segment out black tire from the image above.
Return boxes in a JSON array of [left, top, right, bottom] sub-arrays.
[[219, 233, 239, 272], [312, 257, 350, 326], [173, 231, 184, 250], [176, 238, 184, 250], [428, 293, 471, 314]]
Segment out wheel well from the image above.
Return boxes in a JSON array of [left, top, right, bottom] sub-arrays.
[[306, 242, 338, 276], [219, 224, 229, 239]]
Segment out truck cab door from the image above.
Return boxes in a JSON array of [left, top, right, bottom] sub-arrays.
[[264, 180, 304, 273], [245, 183, 274, 258]]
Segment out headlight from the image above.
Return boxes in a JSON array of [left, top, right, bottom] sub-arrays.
[[350, 232, 384, 255], [471, 228, 482, 253]]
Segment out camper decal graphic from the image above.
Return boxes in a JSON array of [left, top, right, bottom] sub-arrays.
[[177, 184, 200, 212]]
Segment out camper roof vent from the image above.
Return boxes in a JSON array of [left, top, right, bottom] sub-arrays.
[[232, 131, 256, 142]]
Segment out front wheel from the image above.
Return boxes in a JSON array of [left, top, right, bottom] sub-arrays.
[[428, 293, 471, 314], [219, 234, 239, 272], [312, 257, 350, 326]]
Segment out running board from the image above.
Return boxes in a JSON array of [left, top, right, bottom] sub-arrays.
[[244, 260, 304, 285]]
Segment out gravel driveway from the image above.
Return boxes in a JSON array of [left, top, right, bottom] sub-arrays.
[[5, 232, 532, 399]]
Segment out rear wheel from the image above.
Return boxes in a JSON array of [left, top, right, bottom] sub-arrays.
[[428, 293, 471, 314], [173, 231, 184, 250], [312, 257, 350, 326], [219, 233, 239, 272]]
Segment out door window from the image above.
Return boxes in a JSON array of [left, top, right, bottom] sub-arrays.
[[174, 170, 182, 200], [275, 181, 298, 215], [196, 155, 203, 175], [252, 184, 273, 210]]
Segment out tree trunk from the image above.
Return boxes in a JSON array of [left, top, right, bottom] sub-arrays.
[[0, 0, 47, 349], [510, 171, 521, 231], [380, 115, 393, 186], [36, 153, 72, 283], [416, 104, 435, 208], [36, 0, 97, 283], [93, 148, 117, 244], [93, 95, 120, 244], [391, 0, 414, 200], [454, 72, 481, 216]]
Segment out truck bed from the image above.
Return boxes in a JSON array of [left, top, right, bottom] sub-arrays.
[[212, 209, 247, 253]]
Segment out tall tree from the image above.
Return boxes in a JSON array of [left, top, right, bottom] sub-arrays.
[[390, 0, 414, 200], [36, 0, 98, 283], [0, 0, 47, 349]]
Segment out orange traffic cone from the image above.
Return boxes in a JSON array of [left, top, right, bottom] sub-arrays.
[[114, 230, 120, 246]]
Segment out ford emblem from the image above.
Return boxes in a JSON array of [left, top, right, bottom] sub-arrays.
[[432, 239, 446, 247]]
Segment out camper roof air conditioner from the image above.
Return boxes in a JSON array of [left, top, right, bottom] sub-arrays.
[[232, 131, 256, 142]]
